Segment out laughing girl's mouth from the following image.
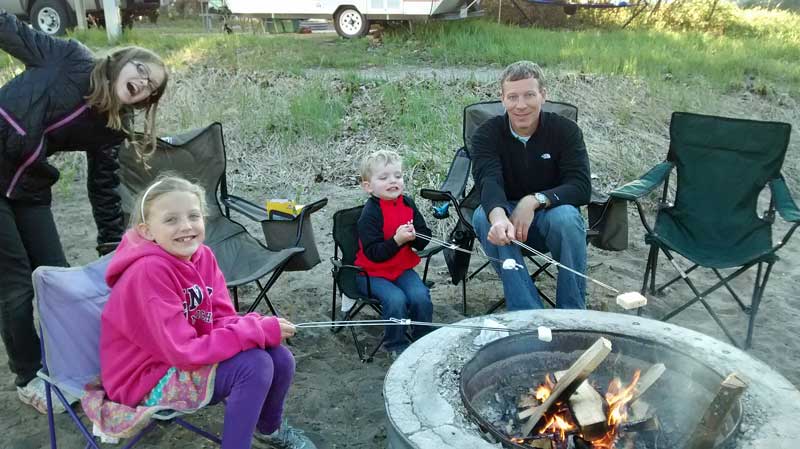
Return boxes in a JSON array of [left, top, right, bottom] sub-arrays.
[[126, 82, 138, 96]]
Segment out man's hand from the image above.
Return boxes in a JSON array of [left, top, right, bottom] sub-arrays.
[[509, 195, 540, 242], [277, 317, 296, 339], [393, 222, 416, 245], [487, 207, 515, 246]]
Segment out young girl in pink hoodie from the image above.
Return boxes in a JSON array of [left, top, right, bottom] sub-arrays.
[[84, 175, 315, 449]]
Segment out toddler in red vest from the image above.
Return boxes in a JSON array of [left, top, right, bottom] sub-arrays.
[[354, 150, 434, 356]]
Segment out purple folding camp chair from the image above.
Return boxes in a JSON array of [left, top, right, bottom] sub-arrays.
[[32, 255, 222, 448]]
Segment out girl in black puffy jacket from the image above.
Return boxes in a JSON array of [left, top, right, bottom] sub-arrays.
[[0, 11, 168, 414]]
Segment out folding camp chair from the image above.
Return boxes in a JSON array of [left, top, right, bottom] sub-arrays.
[[610, 112, 799, 349], [421, 100, 612, 314], [32, 256, 221, 448], [330, 206, 385, 362], [119, 122, 319, 315]]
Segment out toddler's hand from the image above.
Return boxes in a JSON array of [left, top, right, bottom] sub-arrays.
[[393, 223, 415, 245], [277, 317, 296, 339]]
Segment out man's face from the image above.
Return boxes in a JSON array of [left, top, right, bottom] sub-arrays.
[[363, 162, 404, 201], [501, 77, 546, 134]]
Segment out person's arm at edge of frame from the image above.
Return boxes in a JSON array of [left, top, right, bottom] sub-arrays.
[[0, 10, 69, 67]]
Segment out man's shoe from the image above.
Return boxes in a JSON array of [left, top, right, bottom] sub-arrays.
[[17, 377, 76, 415], [253, 422, 318, 449]]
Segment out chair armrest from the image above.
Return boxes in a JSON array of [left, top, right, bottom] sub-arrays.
[[770, 177, 800, 223], [330, 260, 372, 297], [610, 162, 674, 201], [420, 188, 457, 203], [221, 194, 268, 222]]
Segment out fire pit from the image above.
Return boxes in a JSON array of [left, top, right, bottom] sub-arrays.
[[384, 310, 799, 449], [460, 331, 742, 448]]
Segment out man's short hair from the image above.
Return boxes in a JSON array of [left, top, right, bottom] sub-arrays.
[[360, 150, 402, 182], [500, 61, 546, 91]]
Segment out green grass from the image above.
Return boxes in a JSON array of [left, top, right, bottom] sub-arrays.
[[385, 20, 800, 95], [4, 9, 798, 96]]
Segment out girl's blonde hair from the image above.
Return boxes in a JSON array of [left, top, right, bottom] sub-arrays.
[[86, 46, 168, 163], [130, 173, 207, 229]]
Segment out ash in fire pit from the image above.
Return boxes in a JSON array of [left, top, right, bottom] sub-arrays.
[[384, 310, 800, 449]]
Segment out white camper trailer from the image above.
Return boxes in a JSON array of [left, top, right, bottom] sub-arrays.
[[224, 0, 483, 38]]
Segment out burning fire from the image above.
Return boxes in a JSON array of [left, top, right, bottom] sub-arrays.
[[527, 370, 642, 448], [591, 369, 641, 449]]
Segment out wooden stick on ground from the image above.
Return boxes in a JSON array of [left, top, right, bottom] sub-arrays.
[[519, 337, 613, 436], [686, 373, 747, 449]]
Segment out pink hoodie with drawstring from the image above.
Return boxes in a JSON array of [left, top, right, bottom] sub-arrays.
[[100, 230, 282, 407]]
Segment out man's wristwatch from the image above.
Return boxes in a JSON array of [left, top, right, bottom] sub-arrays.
[[533, 192, 549, 210]]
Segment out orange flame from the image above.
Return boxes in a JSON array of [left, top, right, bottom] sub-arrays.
[[590, 369, 642, 449]]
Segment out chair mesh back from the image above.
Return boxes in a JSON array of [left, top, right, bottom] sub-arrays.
[[33, 256, 113, 397], [332, 206, 364, 297], [119, 123, 274, 286], [439, 147, 471, 199], [463, 101, 578, 152], [659, 112, 792, 265], [119, 123, 226, 224]]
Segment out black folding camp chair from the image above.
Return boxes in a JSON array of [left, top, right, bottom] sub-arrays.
[[329, 205, 430, 362], [330, 206, 385, 362], [421, 100, 616, 315], [610, 112, 799, 349], [119, 123, 316, 315]]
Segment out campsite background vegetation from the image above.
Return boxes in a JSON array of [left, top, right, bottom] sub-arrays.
[[1, 0, 798, 200]]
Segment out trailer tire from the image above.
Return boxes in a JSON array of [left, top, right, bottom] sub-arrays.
[[30, 0, 73, 36], [334, 7, 369, 38]]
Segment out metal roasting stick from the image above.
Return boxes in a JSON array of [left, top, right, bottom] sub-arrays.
[[415, 233, 526, 270], [415, 231, 618, 293], [294, 317, 530, 333], [510, 239, 620, 294]]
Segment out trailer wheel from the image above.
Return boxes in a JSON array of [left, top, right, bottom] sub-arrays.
[[30, 0, 73, 36], [334, 7, 369, 38]]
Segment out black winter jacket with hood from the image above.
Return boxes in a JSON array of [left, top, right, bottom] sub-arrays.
[[0, 12, 125, 244]]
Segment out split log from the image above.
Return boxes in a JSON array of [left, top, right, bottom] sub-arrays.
[[554, 370, 608, 441], [686, 373, 747, 449], [519, 337, 612, 436], [630, 363, 666, 404]]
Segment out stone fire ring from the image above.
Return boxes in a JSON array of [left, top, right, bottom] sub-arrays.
[[384, 310, 799, 449]]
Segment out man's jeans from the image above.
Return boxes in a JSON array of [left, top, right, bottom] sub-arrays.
[[472, 203, 587, 310], [356, 269, 432, 352]]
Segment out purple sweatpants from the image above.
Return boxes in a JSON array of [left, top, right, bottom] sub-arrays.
[[210, 346, 295, 449]]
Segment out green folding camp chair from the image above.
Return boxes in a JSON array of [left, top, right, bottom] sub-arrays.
[[119, 123, 316, 315], [610, 112, 799, 349]]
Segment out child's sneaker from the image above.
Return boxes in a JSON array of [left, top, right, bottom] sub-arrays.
[[17, 377, 76, 415], [253, 422, 318, 449]]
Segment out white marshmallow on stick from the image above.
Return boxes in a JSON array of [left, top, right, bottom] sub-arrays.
[[616, 292, 648, 310], [537, 326, 552, 342], [502, 258, 518, 270]]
